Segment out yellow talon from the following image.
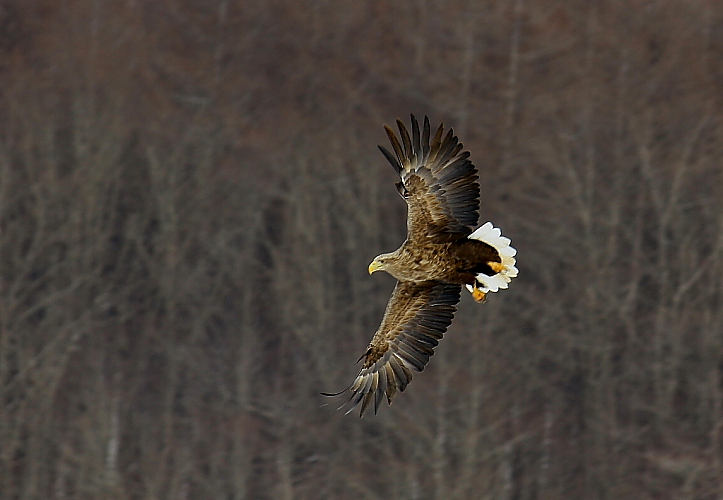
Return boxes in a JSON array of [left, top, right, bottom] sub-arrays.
[[488, 261, 504, 274]]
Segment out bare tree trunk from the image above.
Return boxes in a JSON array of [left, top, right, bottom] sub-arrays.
[[433, 346, 448, 499], [502, 0, 524, 168]]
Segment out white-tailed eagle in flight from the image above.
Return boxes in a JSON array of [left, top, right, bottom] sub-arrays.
[[324, 115, 518, 417]]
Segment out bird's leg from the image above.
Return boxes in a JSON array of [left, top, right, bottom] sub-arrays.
[[487, 260, 504, 274], [471, 282, 487, 303]]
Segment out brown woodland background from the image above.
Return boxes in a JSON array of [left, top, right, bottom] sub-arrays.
[[2, 0, 723, 498]]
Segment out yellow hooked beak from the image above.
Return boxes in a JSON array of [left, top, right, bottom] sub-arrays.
[[368, 259, 383, 274]]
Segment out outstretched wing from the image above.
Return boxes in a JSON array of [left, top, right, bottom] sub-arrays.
[[324, 281, 461, 417], [378, 115, 480, 243]]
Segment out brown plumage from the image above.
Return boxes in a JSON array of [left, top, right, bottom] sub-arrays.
[[323, 115, 518, 416]]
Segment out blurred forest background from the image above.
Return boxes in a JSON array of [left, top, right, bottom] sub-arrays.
[[2, 0, 723, 498]]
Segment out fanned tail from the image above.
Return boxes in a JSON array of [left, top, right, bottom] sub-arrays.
[[466, 222, 518, 295]]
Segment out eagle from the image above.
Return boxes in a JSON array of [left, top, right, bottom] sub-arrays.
[[324, 115, 517, 417]]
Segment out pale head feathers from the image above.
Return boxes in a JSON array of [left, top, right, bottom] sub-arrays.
[[368, 252, 397, 275]]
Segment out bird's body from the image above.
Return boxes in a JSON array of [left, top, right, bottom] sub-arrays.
[[324, 115, 518, 416], [370, 237, 501, 285]]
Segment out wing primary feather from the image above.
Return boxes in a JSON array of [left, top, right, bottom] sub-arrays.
[[320, 383, 352, 397], [384, 125, 405, 163], [360, 372, 379, 417], [395, 343, 428, 371], [438, 128, 458, 164], [406, 329, 440, 346], [389, 355, 410, 391], [378, 145, 402, 174], [422, 116, 431, 158], [320, 390, 341, 397], [411, 114, 421, 162], [400, 333, 436, 353], [399, 361, 414, 390], [359, 387, 374, 417], [375, 367, 387, 414], [396, 119, 413, 161], [385, 363, 397, 404], [336, 380, 362, 411], [345, 375, 373, 415], [429, 123, 444, 161], [418, 317, 451, 330], [437, 166, 475, 185], [344, 391, 365, 415]]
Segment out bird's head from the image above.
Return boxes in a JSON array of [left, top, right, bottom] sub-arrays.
[[368, 253, 393, 274]]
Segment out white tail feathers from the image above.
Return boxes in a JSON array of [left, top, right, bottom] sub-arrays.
[[466, 222, 518, 294]]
